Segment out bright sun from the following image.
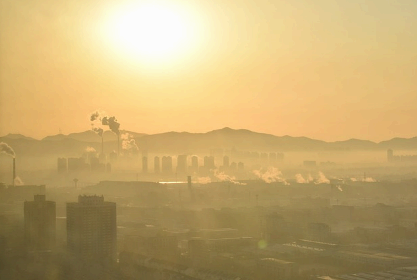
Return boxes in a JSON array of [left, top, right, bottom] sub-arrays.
[[105, 2, 197, 65]]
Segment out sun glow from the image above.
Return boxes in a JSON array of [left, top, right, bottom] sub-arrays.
[[105, 2, 199, 65]]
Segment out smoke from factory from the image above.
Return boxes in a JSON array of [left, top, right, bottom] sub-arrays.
[[90, 110, 107, 154], [350, 177, 377, 182], [90, 110, 106, 137], [197, 177, 211, 184], [213, 170, 246, 185], [90, 110, 121, 155], [14, 176, 24, 186], [102, 116, 120, 135], [295, 174, 307, 183], [253, 167, 289, 185], [315, 172, 330, 184], [85, 146, 97, 153], [121, 133, 139, 155], [0, 142, 15, 158]]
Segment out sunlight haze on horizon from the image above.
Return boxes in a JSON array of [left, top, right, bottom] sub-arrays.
[[0, 0, 416, 141]]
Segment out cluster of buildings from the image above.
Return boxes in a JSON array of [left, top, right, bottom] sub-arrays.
[[387, 149, 417, 163], [56, 149, 285, 178], [57, 156, 112, 174], [23, 194, 117, 262], [144, 155, 245, 176]]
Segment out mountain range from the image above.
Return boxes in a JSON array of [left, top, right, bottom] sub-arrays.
[[1, 127, 416, 157]]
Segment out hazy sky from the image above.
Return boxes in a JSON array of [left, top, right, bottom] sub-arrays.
[[1, 0, 416, 141]]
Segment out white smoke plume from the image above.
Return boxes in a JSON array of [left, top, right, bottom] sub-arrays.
[[197, 177, 211, 184], [315, 172, 330, 184], [14, 176, 24, 186], [295, 174, 307, 183], [253, 167, 289, 185], [350, 177, 376, 182], [121, 133, 139, 154], [85, 146, 97, 153], [0, 142, 15, 158], [363, 177, 376, 182], [337, 185, 343, 192], [213, 170, 246, 185]]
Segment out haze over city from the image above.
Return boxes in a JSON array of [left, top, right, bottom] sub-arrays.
[[1, 1, 417, 280]]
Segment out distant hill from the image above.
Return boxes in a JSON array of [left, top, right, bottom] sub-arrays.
[[378, 137, 417, 150], [1, 127, 417, 158], [0, 133, 36, 141], [42, 130, 147, 143]]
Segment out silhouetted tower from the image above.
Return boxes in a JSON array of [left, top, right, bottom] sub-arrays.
[[24, 195, 56, 251], [12, 157, 16, 186], [117, 135, 120, 157], [142, 156, 148, 173], [154, 156, 160, 173], [188, 175, 195, 202]]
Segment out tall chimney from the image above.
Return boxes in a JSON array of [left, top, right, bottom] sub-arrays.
[[187, 176, 194, 202], [101, 136, 104, 154], [12, 157, 16, 187], [117, 135, 120, 157], [187, 176, 192, 189]]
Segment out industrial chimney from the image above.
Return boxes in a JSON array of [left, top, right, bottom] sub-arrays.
[[12, 157, 16, 187], [187, 176, 194, 202], [117, 136, 120, 157]]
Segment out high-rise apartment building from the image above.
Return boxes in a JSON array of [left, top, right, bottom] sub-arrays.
[[24, 195, 56, 251], [67, 195, 116, 261], [142, 156, 148, 173]]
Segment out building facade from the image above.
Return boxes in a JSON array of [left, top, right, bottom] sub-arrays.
[[24, 195, 56, 251], [67, 195, 117, 262]]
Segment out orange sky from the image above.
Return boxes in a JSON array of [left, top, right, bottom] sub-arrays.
[[1, 0, 416, 141]]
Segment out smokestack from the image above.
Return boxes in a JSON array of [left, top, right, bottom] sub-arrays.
[[118, 136, 120, 157], [187, 176, 194, 202], [101, 136, 104, 154], [12, 157, 16, 187]]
